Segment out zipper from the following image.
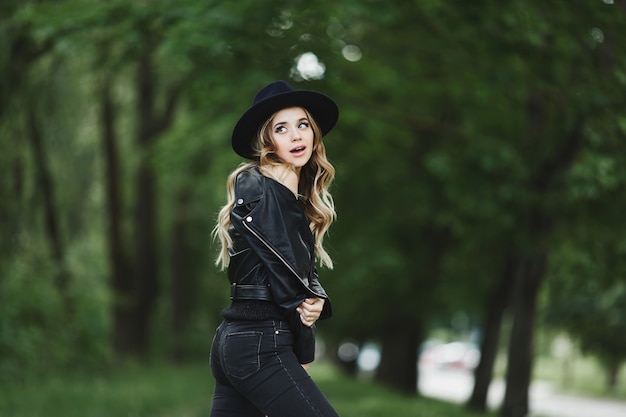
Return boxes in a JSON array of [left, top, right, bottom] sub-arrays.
[[242, 220, 324, 298]]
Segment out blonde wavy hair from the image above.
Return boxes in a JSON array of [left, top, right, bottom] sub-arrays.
[[213, 108, 336, 270]]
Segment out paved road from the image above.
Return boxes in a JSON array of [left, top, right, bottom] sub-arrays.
[[418, 365, 626, 417]]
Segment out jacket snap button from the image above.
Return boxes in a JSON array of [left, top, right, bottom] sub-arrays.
[[237, 198, 244, 205], [246, 216, 253, 222]]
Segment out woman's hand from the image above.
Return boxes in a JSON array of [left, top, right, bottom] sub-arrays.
[[296, 298, 325, 327]]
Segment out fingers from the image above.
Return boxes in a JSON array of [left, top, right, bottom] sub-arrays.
[[297, 298, 325, 326], [297, 309, 315, 327], [300, 315, 314, 327], [299, 298, 324, 311]]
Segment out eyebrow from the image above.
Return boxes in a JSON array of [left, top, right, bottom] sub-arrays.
[[273, 117, 309, 128]]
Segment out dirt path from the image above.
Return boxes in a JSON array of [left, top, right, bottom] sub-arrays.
[[418, 365, 626, 417]]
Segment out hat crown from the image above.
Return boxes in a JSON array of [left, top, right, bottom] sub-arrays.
[[253, 80, 294, 105]]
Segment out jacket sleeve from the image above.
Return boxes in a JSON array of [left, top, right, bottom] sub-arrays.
[[230, 170, 332, 315], [309, 266, 332, 320]]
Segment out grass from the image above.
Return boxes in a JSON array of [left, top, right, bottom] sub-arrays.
[[0, 363, 213, 417], [313, 364, 492, 417], [0, 361, 492, 417]]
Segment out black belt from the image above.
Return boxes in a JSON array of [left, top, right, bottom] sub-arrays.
[[230, 283, 273, 301]]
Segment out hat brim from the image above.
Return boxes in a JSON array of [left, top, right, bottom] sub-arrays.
[[232, 90, 338, 159]]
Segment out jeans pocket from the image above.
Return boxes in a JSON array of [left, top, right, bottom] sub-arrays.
[[224, 331, 263, 379], [274, 328, 294, 349]]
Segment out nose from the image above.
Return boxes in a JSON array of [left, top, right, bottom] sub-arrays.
[[291, 130, 301, 142]]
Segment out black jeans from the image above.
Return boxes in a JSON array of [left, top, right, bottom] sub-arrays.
[[209, 320, 340, 417]]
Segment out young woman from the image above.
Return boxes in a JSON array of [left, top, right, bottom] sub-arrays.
[[210, 80, 340, 417]]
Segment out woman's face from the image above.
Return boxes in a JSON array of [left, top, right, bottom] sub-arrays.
[[270, 107, 314, 169]]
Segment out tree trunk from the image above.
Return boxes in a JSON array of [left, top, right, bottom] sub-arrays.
[[378, 224, 450, 395], [497, 79, 583, 416], [170, 188, 194, 362], [376, 314, 423, 395], [131, 162, 159, 354], [100, 78, 135, 356], [607, 361, 620, 392], [26, 107, 70, 298], [467, 256, 515, 412], [128, 51, 179, 356], [129, 53, 160, 355], [500, 253, 547, 417]]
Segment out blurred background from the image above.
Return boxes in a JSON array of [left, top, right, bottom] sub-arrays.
[[1, 1, 625, 417]]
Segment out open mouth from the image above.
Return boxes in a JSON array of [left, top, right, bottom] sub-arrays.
[[291, 146, 306, 154]]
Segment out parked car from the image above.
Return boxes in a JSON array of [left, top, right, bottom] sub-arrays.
[[420, 341, 481, 370]]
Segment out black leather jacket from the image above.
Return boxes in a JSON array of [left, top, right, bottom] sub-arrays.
[[228, 167, 332, 320]]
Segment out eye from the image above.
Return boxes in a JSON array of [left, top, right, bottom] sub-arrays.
[[274, 125, 287, 134], [298, 121, 310, 129]]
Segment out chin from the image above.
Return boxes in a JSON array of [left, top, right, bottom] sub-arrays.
[[293, 158, 311, 168]]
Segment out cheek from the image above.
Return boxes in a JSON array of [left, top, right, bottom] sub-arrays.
[[274, 139, 291, 155]]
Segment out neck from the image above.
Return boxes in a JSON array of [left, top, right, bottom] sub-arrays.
[[262, 164, 300, 198]]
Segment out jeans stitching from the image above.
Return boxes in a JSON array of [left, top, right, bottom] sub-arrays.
[[272, 322, 324, 417]]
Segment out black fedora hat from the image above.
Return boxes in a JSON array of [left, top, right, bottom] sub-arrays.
[[232, 80, 339, 159]]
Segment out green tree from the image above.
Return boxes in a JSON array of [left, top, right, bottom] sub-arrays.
[[545, 143, 626, 391], [319, 2, 626, 413]]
